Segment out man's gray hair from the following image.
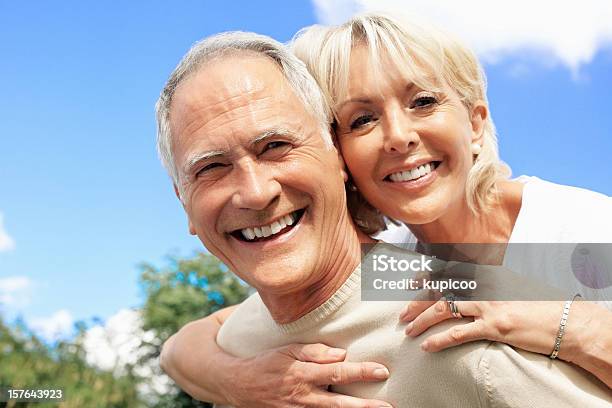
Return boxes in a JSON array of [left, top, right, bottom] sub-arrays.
[[155, 31, 334, 186]]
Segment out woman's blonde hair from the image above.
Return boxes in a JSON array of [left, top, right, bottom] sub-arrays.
[[291, 12, 510, 233]]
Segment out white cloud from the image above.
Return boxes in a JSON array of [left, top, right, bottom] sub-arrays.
[[83, 309, 173, 398], [0, 212, 15, 252], [83, 309, 144, 371], [0, 276, 32, 308], [312, 0, 612, 72], [29, 309, 74, 342]]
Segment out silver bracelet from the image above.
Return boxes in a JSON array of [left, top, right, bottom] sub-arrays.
[[550, 294, 581, 359]]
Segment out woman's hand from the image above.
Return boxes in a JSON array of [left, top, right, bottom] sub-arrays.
[[161, 306, 393, 407], [221, 343, 392, 408], [400, 299, 612, 388]]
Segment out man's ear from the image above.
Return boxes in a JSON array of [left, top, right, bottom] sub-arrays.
[[173, 184, 181, 201], [188, 221, 196, 235], [174, 184, 197, 236], [470, 100, 488, 146]]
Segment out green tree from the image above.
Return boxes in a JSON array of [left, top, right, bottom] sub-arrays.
[[138, 252, 249, 407], [0, 251, 245, 407], [0, 317, 141, 408]]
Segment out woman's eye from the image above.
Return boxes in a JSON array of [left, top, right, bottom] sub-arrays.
[[412, 95, 437, 109], [350, 114, 375, 130]]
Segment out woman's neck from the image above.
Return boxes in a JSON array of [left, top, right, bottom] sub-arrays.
[[408, 181, 524, 244]]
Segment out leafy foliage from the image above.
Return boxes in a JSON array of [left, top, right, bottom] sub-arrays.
[[138, 252, 249, 407], [0, 318, 140, 407], [0, 252, 248, 407], [139, 253, 248, 340]]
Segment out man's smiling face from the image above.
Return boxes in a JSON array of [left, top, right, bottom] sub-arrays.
[[169, 53, 348, 295]]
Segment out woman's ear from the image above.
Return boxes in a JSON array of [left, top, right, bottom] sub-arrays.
[[470, 100, 488, 146], [330, 123, 349, 182], [336, 147, 349, 182]]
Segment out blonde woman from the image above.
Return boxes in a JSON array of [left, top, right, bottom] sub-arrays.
[[160, 12, 612, 406]]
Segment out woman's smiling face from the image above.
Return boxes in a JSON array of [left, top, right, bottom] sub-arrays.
[[334, 45, 487, 226]]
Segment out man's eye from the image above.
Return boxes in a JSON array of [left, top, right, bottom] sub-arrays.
[[350, 114, 375, 130], [196, 162, 225, 176], [412, 95, 438, 109], [263, 141, 289, 151]]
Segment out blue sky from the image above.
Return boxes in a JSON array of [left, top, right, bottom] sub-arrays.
[[0, 1, 610, 339]]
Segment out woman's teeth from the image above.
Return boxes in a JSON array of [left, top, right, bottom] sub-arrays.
[[240, 212, 296, 241], [389, 162, 435, 182]]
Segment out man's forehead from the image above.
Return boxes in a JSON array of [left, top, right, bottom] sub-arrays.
[[169, 54, 304, 137], [175, 54, 288, 108], [169, 54, 318, 168]]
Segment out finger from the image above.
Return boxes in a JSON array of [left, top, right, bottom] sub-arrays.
[[405, 299, 453, 337], [400, 289, 442, 322], [283, 343, 347, 363], [399, 300, 435, 322], [309, 361, 390, 386], [308, 388, 393, 408], [420, 320, 486, 352]]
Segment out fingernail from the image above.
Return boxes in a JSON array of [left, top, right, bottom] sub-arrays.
[[378, 404, 392, 407], [405, 322, 414, 336], [328, 348, 346, 358], [373, 367, 390, 379], [420, 341, 430, 352], [399, 304, 410, 320]]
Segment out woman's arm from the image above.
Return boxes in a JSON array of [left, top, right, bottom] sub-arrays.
[[559, 301, 612, 388], [160, 305, 239, 403], [160, 305, 393, 407], [401, 299, 612, 388]]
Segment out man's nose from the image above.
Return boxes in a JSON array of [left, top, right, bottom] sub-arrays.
[[383, 105, 419, 154], [231, 160, 281, 210]]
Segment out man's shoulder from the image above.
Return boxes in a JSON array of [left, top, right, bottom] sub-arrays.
[[220, 291, 269, 328], [217, 292, 277, 355]]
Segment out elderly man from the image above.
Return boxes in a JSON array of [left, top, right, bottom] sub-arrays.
[[156, 32, 611, 407]]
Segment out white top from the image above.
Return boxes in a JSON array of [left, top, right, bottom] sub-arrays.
[[376, 176, 612, 244], [509, 176, 612, 243], [376, 176, 612, 302]]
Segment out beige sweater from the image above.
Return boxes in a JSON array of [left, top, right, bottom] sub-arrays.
[[217, 267, 611, 407]]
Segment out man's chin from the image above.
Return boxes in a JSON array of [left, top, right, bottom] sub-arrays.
[[247, 267, 313, 295]]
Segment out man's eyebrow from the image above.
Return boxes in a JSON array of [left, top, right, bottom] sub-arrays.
[[183, 150, 226, 175], [182, 128, 301, 175], [249, 127, 302, 148]]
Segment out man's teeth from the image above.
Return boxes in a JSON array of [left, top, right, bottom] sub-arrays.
[[389, 162, 435, 182], [240, 213, 296, 241]]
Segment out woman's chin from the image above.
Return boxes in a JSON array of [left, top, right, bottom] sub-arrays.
[[390, 205, 444, 226], [375, 193, 447, 226]]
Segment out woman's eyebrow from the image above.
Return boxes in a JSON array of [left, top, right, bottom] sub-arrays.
[[335, 97, 373, 111], [335, 83, 417, 111]]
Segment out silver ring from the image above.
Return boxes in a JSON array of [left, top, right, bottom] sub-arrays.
[[445, 294, 463, 319]]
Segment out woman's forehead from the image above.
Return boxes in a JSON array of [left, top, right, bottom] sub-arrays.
[[336, 45, 443, 101]]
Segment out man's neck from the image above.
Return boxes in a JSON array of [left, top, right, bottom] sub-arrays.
[[260, 212, 372, 324]]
